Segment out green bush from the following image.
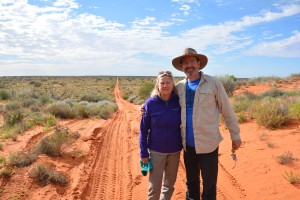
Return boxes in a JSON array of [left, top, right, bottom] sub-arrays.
[[259, 88, 286, 99], [139, 82, 155, 100], [0, 89, 11, 100], [5, 101, 21, 111], [28, 113, 57, 127], [254, 99, 290, 129], [38, 95, 52, 105], [47, 102, 75, 119], [80, 94, 110, 102], [4, 110, 23, 128], [123, 92, 129, 100], [36, 127, 69, 157], [289, 102, 300, 119], [0, 156, 6, 168], [217, 75, 238, 96], [86, 101, 117, 119]]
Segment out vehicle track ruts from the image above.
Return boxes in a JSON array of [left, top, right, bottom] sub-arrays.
[[81, 79, 135, 200]]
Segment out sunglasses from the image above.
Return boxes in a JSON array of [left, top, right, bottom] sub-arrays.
[[158, 71, 172, 75]]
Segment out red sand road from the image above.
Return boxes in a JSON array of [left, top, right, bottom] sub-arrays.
[[0, 79, 299, 199]]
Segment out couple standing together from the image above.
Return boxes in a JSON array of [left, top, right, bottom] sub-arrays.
[[139, 48, 242, 200]]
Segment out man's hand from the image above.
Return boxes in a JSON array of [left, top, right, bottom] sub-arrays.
[[232, 139, 242, 151], [139, 103, 145, 116]]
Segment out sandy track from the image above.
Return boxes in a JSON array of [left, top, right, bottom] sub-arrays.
[[81, 79, 140, 200]]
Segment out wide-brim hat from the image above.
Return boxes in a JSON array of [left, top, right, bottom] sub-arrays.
[[172, 48, 208, 71]]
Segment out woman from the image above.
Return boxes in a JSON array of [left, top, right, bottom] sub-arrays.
[[139, 71, 182, 200]]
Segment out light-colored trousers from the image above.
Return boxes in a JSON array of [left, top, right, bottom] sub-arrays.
[[148, 150, 181, 200]]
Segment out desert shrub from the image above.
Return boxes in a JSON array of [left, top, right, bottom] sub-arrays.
[[28, 164, 69, 186], [86, 101, 117, 119], [4, 110, 23, 127], [254, 99, 290, 129], [259, 89, 286, 99], [38, 95, 52, 105], [123, 92, 129, 100], [236, 113, 247, 123], [289, 102, 300, 119], [127, 96, 138, 103], [47, 102, 75, 119], [232, 99, 253, 113], [28, 113, 57, 127], [276, 151, 295, 165], [139, 82, 155, 100], [22, 98, 38, 108], [0, 89, 11, 100], [288, 73, 300, 80], [73, 104, 90, 118], [80, 94, 110, 102], [36, 127, 69, 157], [9, 151, 38, 167], [29, 80, 42, 87], [1, 167, 13, 178], [283, 170, 300, 185], [0, 144, 3, 151], [5, 101, 21, 111], [98, 104, 116, 119], [0, 156, 6, 168], [217, 75, 238, 96], [247, 76, 281, 85]]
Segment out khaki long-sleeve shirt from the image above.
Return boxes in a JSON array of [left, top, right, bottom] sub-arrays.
[[176, 72, 241, 154]]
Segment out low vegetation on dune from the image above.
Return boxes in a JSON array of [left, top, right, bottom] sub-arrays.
[[0, 76, 118, 139], [0, 73, 299, 194], [1, 126, 77, 187]]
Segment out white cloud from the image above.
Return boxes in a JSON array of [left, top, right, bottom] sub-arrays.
[[178, 4, 300, 54], [180, 5, 191, 15], [245, 31, 300, 57], [0, 1, 299, 76]]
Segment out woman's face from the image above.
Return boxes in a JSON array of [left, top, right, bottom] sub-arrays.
[[158, 76, 174, 97]]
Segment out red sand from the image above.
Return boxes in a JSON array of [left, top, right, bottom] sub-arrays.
[[0, 79, 299, 199]]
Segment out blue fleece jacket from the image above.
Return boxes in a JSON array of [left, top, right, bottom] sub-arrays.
[[139, 93, 182, 158]]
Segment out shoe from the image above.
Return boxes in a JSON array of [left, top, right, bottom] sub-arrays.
[[140, 160, 153, 176]]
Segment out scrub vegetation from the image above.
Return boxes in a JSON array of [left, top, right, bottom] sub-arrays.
[[0, 76, 118, 139]]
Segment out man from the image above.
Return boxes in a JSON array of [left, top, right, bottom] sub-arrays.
[[172, 48, 242, 200]]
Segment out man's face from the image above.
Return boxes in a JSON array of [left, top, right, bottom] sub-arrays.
[[181, 56, 200, 77]]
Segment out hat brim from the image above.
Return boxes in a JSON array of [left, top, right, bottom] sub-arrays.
[[172, 54, 208, 71]]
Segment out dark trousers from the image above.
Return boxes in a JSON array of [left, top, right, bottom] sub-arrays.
[[184, 145, 218, 200]]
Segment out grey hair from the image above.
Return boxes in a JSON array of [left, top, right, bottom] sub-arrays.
[[151, 71, 177, 98]]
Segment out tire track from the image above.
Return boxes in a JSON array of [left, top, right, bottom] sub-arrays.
[[81, 79, 135, 200], [217, 162, 248, 200]]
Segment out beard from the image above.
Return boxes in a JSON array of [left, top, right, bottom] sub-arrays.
[[184, 67, 197, 77]]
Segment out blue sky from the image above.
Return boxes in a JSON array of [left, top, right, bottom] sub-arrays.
[[0, 0, 299, 78]]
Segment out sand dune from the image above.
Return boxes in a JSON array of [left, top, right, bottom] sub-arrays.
[[0, 79, 299, 199]]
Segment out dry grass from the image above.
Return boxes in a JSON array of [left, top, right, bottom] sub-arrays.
[[276, 151, 295, 165], [283, 170, 300, 185], [28, 164, 69, 186]]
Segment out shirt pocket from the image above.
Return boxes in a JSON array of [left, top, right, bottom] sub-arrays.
[[197, 91, 216, 108]]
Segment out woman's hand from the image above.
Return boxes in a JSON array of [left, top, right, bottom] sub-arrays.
[[141, 158, 149, 165]]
